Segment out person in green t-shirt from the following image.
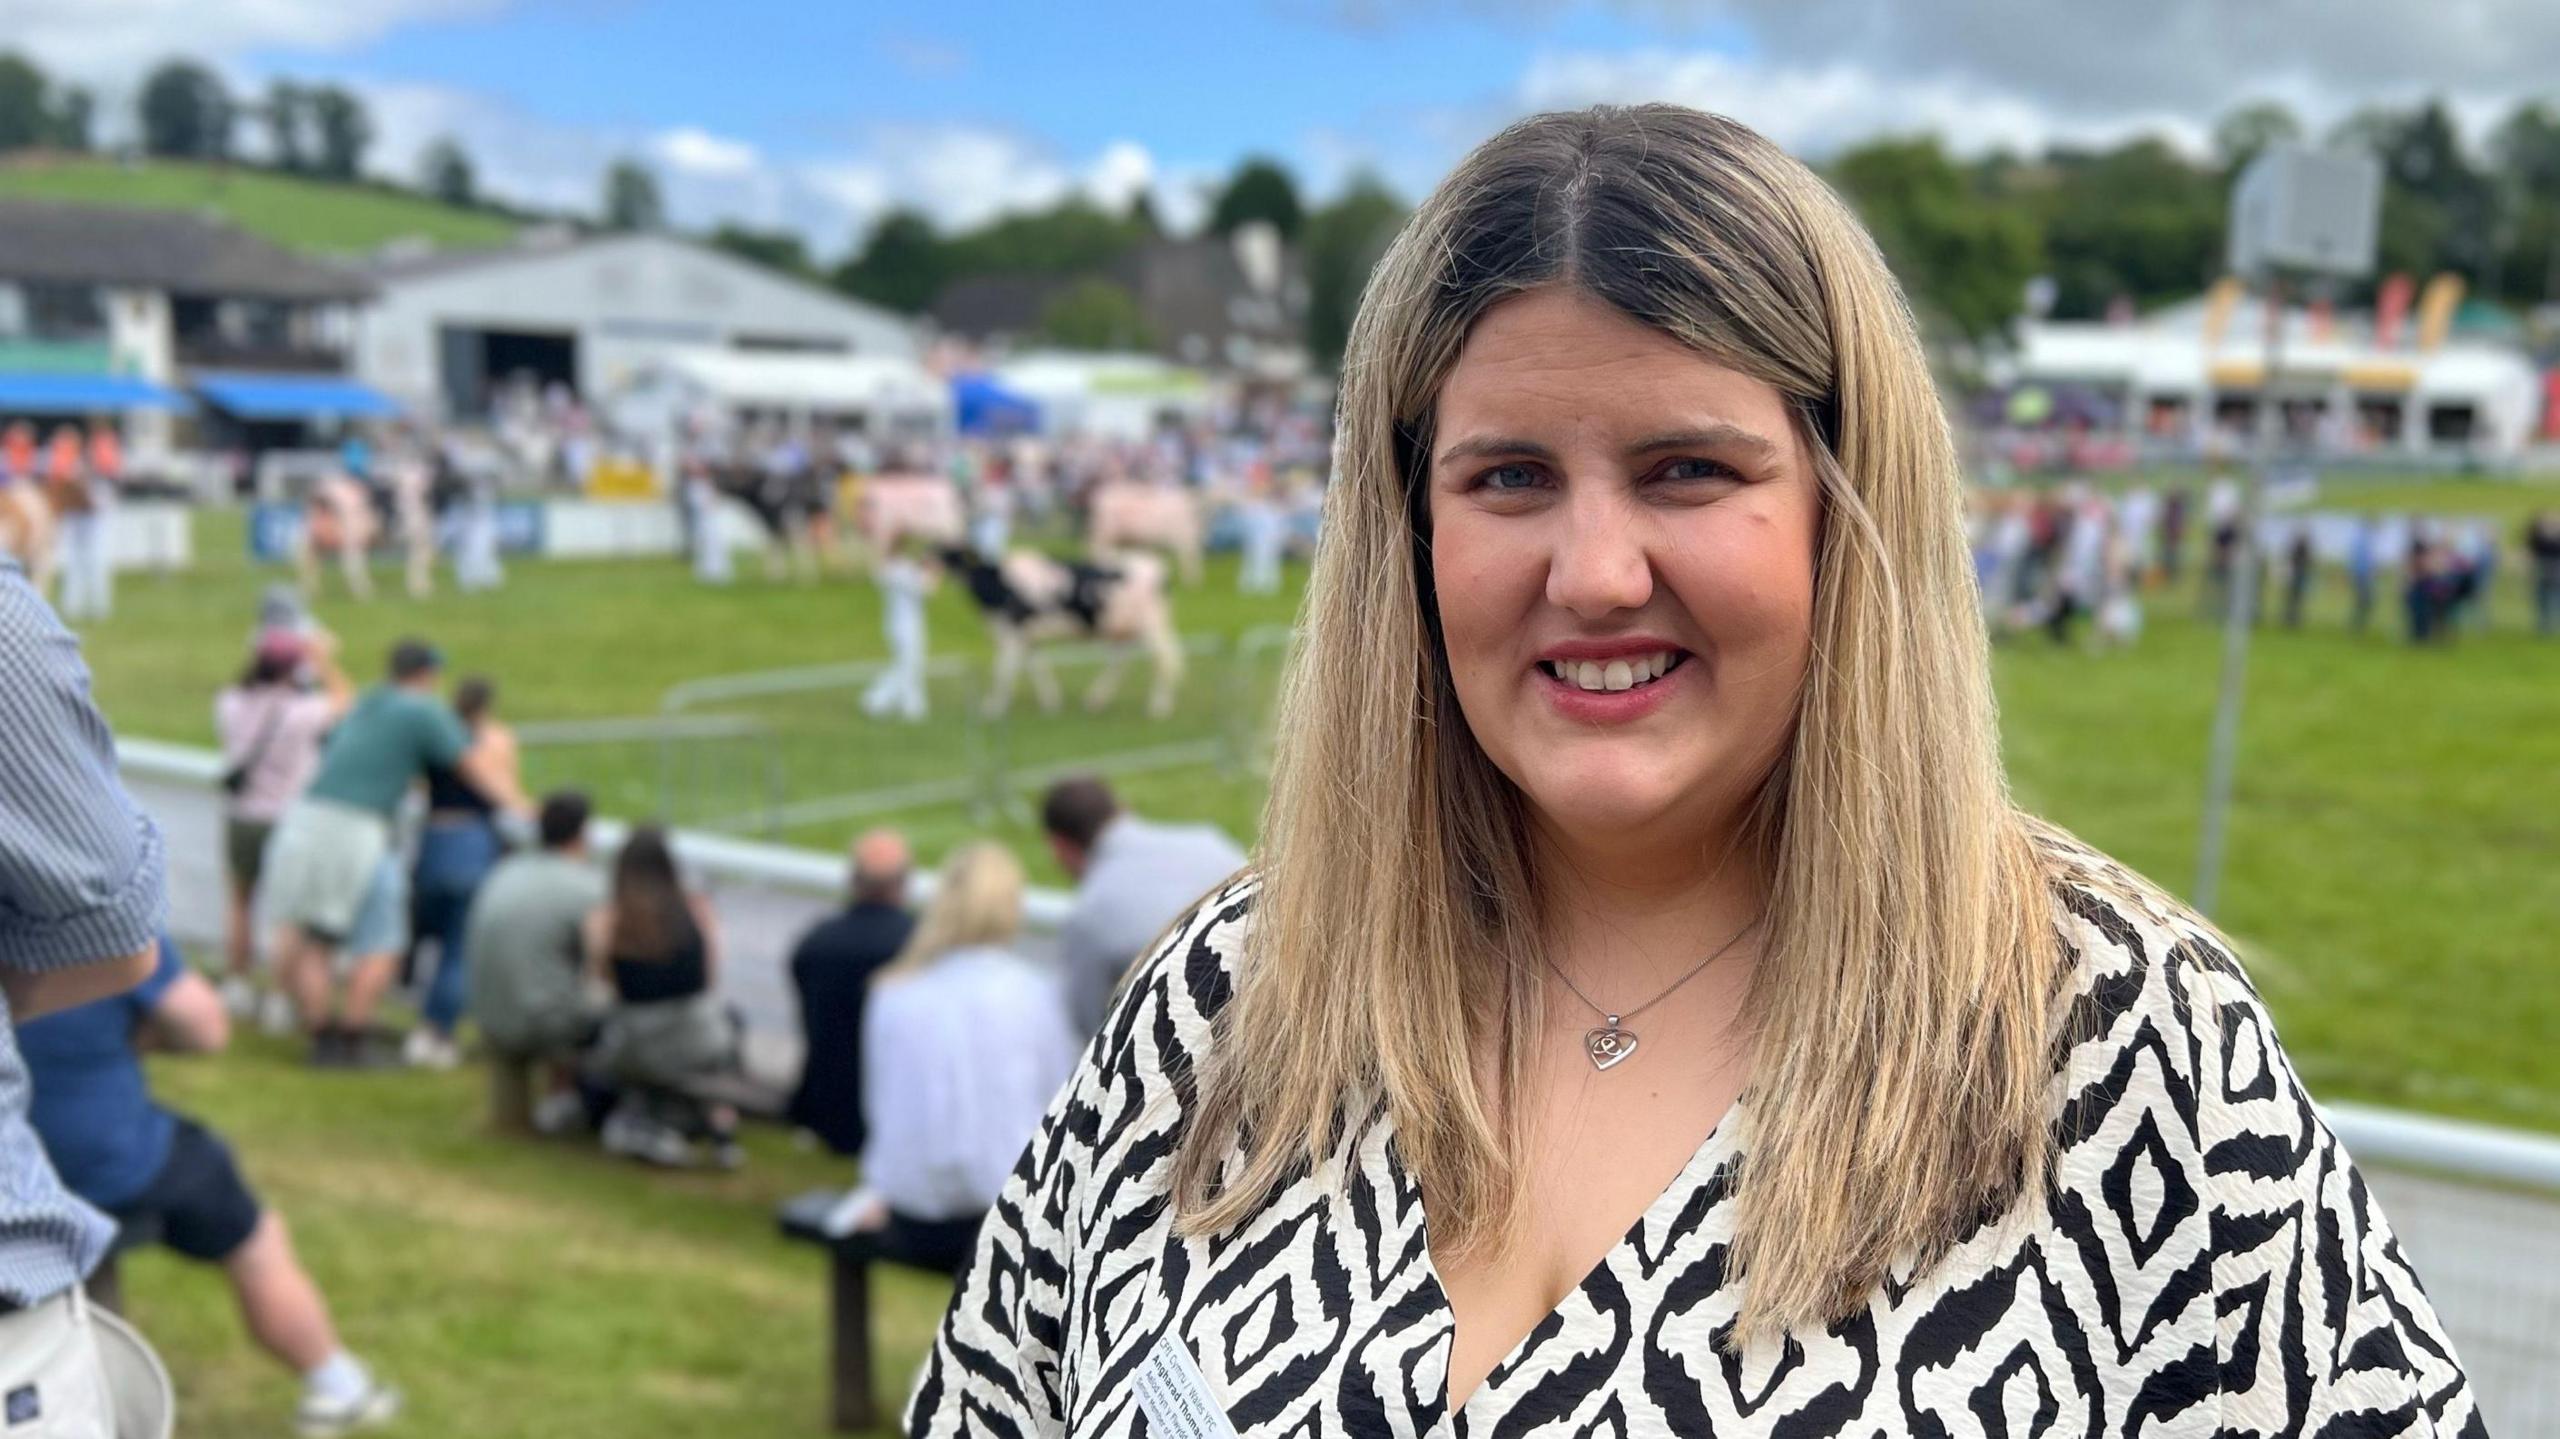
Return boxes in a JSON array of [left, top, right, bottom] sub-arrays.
[[265, 639, 530, 1066]]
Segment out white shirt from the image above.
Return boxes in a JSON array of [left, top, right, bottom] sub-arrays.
[[1058, 816, 1247, 1036], [859, 945, 1078, 1222]]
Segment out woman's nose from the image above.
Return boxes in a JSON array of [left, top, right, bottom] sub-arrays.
[[1544, 488, 1654, 618]]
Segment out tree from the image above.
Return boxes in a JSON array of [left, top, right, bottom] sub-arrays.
[[603, 158, 664, 231], [2331, 101, 2495, 280], [708, 222, 813, 276], [1301, 173, 1406, 372], [2030, 139, 2222, 319], [419, 136, 475, 206], [2488, 101, 2560, 305], [308, 85, 371, 180], [1038, 278, 1151, 350], [2212, 100, 2304, 175], [940, 197, 1150, 278], [1831, 136, 2045, 340], [832, 209, 945, 313], [264, 79, 309, 172], [46, 85, 91, 152], [1126, 189, 1163, 238], [0, 52, 47, 151], [139, 60, 233, 161], [1209, 157, 1304, 240]]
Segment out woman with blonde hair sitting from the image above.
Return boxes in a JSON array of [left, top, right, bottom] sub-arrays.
[[908, 106, 2476, 1434], [850, 841, 1077, 1275]]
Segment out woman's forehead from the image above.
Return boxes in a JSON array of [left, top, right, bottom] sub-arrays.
[[1434, 291, 1796, 455]]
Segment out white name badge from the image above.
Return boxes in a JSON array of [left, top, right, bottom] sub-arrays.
[[1132, 1333, 1238, 1439]]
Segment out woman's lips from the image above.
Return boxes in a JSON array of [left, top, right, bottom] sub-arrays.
[[1533, 650, 1691, 723]]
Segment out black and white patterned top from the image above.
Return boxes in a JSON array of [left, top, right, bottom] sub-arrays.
[[910, 837, 2482, 1437]]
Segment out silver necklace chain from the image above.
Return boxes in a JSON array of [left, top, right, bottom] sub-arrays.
[[1546, 916, 1762, 1070]]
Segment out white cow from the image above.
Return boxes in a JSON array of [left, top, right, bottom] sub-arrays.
[[942, 546, 1183, 720]]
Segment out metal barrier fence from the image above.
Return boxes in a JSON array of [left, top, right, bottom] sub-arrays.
[[599, 624, 1299, 838], [110, 737, 2560, 1430]]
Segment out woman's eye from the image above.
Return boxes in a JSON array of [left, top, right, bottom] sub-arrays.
[[1479, 464, 1542, 492], [1658, 457, 1735, 483]]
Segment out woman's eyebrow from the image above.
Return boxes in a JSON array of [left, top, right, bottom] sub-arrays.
[[1625, 424, 1781, 464], [1432, 435, 1555, 469]]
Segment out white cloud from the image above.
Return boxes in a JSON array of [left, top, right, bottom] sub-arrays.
[[804, 129, 1193, 244], [1085, 141, 1156, 212], [1516, 49, 2212, 161], [361, 80, 612, 214], [653, 126, 762, 179], [4, 0, 502, 83], [1475, 0, 2560, 166]]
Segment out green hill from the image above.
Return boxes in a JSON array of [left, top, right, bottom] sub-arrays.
[[0, 155, 517, 255]]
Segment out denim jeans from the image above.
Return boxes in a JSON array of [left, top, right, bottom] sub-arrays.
[[412, 821, 500, 1034]]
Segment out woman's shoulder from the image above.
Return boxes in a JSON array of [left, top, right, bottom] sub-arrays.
[[1083, 869, 1262, 1081], [2024, 821, 2297, 1158]]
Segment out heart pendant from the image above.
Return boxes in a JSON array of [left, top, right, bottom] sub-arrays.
[[1584, 1024, 1639, 1071]]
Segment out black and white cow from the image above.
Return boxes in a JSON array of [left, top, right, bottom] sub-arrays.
[[940, 547, 1184, 719]]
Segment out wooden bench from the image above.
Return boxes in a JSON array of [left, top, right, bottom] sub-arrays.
[[777, 1189, 941, 1433]]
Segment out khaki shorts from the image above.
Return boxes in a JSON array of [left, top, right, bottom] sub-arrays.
[[260, 800, 389, 942], [223, 816, 274, 891], [0, 1289, 172, 1438]]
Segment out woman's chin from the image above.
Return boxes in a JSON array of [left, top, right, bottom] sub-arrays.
[[1515, 771, 1699, 849]]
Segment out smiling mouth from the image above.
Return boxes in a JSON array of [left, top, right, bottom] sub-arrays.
[[1535, 650, 1689, 693]]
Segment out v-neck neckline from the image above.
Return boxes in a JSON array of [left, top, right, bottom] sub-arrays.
[[1385, 1096, 1747, 1425]]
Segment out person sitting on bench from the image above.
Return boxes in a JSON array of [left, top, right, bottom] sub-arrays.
[[20, 935, 401, 1436], [841, 842, 1078, 1274]]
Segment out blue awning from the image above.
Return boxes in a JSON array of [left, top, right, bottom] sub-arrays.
[[192, 371, 402, 421], [0, 372, 194, 415], [952, 373, 1041, 437]]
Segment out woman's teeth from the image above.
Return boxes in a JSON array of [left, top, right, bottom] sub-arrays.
[[1539, 651, 1682, 692]]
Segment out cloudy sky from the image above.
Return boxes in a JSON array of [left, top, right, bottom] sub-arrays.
[[9, 0, 2557, 256]]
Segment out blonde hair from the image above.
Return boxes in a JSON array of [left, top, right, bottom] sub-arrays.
[[880, 841, 1025, 978], [1171, 105, 2063, 1339]]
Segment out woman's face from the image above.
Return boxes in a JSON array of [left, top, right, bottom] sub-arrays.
[[1426, 287, 1820, 854]]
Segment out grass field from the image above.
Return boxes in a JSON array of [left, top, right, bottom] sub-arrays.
[[124, 1031, 939, 1437], [0, 157, 518, 254]]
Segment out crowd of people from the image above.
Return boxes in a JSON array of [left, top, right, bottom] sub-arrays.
[[0, 417, 128, 623], [0, 533, 1254, 1431], [1971, 479, 2560, 648], [206, 585, 1249, 1201]]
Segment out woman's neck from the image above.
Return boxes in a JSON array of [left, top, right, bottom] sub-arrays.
[[1531, 812, 1769, 992]]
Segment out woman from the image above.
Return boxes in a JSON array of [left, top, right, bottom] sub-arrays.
[[909, 107, 2478, 1435], [851, 842, 1076, 1274], [586, 827, 739, 1166], [403, 676, 517, 1070], [212, 627, 352, 1019]]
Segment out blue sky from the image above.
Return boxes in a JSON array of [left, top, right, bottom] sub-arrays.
[[17, 0, 2559, 256]]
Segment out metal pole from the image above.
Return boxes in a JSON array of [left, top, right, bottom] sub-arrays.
[[2194, 272, 2285, 915]]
